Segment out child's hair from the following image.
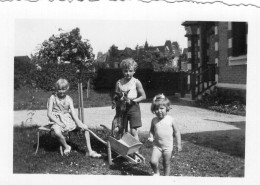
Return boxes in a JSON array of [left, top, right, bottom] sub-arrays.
[[55, 78, 70, 91], [151, 94, 171, 113], [120, 58, 138, 71]]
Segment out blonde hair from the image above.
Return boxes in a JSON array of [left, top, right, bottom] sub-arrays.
[[120, 58, 138, 71], [151, 94, 171, 113], [55, 78, 70, 91]]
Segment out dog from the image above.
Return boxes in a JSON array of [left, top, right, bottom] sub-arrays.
[[111, 91, 129, 139]]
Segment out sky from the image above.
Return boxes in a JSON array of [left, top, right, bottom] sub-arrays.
[[15, 19, 187, 58]]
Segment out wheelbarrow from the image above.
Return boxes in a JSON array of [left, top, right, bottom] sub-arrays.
[[107, 132, 145, 165], [86, 129, 145, 165]]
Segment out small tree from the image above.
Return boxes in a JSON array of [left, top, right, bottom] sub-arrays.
[[33, 28, 94, 65], [32, 27, 95, 123]]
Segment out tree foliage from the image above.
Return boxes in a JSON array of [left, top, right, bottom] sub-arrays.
[[32, 27, 95, 74], [136, 50, 176, 72], [109, 44, 119, 58]]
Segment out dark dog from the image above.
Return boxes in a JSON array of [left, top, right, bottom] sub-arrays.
[[111, 91, 129, 139]]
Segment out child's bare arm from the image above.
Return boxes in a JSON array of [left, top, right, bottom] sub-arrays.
[[148, 118, 155, 142], [47, 96, 66, 128], [172, 119, 182, 152], [133, 79, 146, 103]]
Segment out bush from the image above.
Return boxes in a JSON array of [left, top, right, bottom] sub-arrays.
[[14, 59, 37, 89], [196, 87, 246, 116], [14, 60, 95, 91]]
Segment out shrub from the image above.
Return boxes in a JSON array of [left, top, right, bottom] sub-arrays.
[[14, 59, 95, 91], [14, 59, 37, 89], [196, 87, 246, 116]]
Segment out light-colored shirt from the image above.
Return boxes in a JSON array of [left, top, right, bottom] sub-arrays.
[[117, 77, 138, 99]]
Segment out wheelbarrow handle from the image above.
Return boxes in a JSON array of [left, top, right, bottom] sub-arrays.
[[85, 128, 107, 146]]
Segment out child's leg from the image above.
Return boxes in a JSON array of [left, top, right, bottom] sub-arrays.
[[130, 127, 141, 154], [80, 124, 101, 157], [162, 150, 172, 176], [130, 128, 139, 141], [150, 146, 162, 175], [52, 125, 70, 150], [128, 104, 142, 141]]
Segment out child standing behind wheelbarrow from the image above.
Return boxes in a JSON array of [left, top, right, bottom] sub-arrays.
[[114, 58, 146, 146]]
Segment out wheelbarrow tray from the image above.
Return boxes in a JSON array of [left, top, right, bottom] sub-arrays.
[[108, 132, 142, 156]]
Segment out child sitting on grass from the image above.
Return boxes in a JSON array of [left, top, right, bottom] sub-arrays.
[[148, 94, 182, 176], [47, 78, 101, 157]]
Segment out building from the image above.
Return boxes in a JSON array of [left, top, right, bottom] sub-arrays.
[[181, 21, 247, 100], [99, 40, 182, 70], [138, 40, 182, 70], [14, 56, 31, 63], [180, 48, 188, 71]]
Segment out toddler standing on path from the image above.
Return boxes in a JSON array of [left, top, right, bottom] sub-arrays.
[[148, 94, 182, 176], [47, 78, 101, 157]]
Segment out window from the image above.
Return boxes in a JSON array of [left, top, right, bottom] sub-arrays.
[[229, 22, 247, 66], [232, 22, 247, 57]]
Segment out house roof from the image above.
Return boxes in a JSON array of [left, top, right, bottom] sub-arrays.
[[148, 46, 166, 53], [165, 40, 173, 52], [118, 47, 134, 56], [96, 53, 108, 63], [172, 41, 179, 47], [181, 21, 199, 26], [182, 48, 188, 54], [182, 21, 216, 27], [14, 56, 31, 63]]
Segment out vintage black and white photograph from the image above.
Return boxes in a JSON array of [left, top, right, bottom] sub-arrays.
[[1, 0, 260, 185]]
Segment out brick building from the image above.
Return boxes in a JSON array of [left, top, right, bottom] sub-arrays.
[[181, 21, 247, 100]]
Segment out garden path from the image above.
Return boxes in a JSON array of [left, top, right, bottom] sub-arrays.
[[14, 103, 245, 134]]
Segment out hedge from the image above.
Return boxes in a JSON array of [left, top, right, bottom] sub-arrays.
[[14, 60, 94, 91], [93, 68, 185, 93], [14, 60, 186, 93], [14, 59, 37, 89]]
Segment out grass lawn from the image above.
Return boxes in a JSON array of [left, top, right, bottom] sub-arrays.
[[13, 126, 244, 176], [13, 87, 245, 176], [14, 88, 114, 110], [14, 87, 179, 110]]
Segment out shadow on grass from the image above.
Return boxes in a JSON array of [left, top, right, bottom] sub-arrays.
[[13, 126, 244, 176], [109, 157, 151, 175], [89, 130, 151, 176], [182, 121, 245, 158], [36, 133, 87, 154], [204, 119, 245, 130]]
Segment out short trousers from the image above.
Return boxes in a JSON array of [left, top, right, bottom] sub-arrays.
[[123, 103, 142, 129], [153, 144, 173, 154]]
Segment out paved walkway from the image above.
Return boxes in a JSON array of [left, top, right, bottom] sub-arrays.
[[14, 103, 246, 134]]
